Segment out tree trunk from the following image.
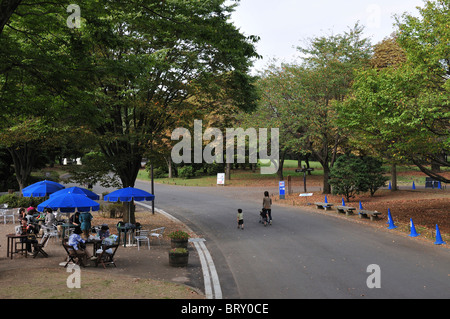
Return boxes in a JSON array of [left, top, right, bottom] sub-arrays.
[[277, 149, 286, 181], [0, 0, 22, 35], [322, 163, 331, 194], [8, 144, 35, 193], [166, 156, 173, 178], [226, 162, 231, 180], [390, 163, 398, 191], [123, 201, 136, 224]]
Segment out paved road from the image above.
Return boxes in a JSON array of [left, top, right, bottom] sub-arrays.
[[103, 180, 450, 299]]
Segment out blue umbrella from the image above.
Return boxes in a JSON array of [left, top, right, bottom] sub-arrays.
[[104, 187, 154, 247], [37, 192, 100, 213], [50, 186, 100, 200], [22, 180, 65, 197], [104, 187, 155, 202]]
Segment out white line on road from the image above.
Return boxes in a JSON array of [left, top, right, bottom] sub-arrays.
[[136, 202, 222, 299]]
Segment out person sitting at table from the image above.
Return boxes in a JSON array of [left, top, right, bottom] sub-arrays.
[[44, 208, 56, 226], [68, 226, 92, 265], [69, 212, 81, 226], [25, 207, 36, 223], [98, 224, 110, 240], [19, 218, 38, 253], [18, 207, 26, 221]]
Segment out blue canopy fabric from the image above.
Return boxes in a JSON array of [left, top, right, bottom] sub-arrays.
[[50, 186, 100, 200], [37, 192, 100, 213], [104, 187, 155, 202], [22, 180, 65, 197]]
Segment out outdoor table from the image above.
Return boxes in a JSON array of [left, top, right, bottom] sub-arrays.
[[117, 226, 137, 247], [61, 223, 77, 240], [85, 239, 102, 256], [6, 234, 27, 259]]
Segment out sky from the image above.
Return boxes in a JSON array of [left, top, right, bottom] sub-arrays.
[[227, 0, 425, 73]]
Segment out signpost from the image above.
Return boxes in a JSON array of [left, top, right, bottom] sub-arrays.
[[279, 181, 285, 199], [217, 173, 225, 186], [295, 166, 314, 193]]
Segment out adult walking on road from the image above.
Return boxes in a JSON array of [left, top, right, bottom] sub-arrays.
[[263, 191, 272, 225]]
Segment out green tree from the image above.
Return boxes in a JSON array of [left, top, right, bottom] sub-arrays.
[[396, 0, 450, 181], [74, 0, 259, 191], [329, 155, 365, 202], [359, 156, 389, 196], [338, 0, 449, 184], [250, 24, 371, 193], [329, 155, 387, 201], [0, 1, 98, 191]]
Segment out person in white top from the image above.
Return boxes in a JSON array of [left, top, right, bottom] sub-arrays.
[[237, 209, 244, 230]]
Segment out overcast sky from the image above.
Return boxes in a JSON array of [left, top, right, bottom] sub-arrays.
[[227, 0, 425, 73]]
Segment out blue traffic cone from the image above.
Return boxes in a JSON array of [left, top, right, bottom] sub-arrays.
[[386, 208, 391, 224], [412, 181, 416, 190], [324, 196, 328, 203], [342, 198, 345, 206], [434, 224, 446, 245], [409, 218, 419, 237], [359, 201, 363, 210], [388, 181, 391, 190], [387, 210, 397, 229]]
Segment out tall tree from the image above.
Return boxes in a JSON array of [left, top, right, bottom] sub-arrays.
[[0, 1, 93, 190], [396, 0, 449, 181], [77, 0, 259, 191], [290, 24, 372, 193], [338, 0, 449, 184]]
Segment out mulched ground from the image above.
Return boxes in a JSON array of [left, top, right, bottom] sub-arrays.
[[275, 187, 450, 243]]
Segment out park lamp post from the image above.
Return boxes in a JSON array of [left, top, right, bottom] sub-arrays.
[[295, 166, 314, 193]]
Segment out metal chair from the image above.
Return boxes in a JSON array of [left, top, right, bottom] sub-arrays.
[[42, 225, 59, 245], [0, 204, 13, 224], [150, 227, 165, 245], [134, 229, 150, 250]]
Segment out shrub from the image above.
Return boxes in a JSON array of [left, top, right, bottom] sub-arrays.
[[358, 157, 389, 196], [205, 162, 224, 176], [151, 167, 167, 178], [178, 166, 194, 179], [99, 202, 125, 218], [0, 194, 45, 208], [168, 230, 190, 240], [329, 155, 388, 201], [169, 248, 189, 254]]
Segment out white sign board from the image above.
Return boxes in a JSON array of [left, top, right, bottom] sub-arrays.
[[217, 173, 225, 185]]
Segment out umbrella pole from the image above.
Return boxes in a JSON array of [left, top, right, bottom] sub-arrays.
[[129, 200, 132, 224]]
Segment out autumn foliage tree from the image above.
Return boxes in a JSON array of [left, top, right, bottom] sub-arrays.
[[338, 0, 449, 184]]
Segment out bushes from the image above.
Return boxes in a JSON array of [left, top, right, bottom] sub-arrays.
[[99, 202, 125, 218], [329, 155, 388, 201], [177, 166, 195, 179], [0, 194, 45, 208]]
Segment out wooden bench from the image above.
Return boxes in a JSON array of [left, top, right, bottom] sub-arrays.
[[336, 206, 356, 216], [314, 202, 333, 210], [358, 210, 381, 221]]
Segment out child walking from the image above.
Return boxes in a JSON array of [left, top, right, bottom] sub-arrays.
[[237, 209, 244, 230]]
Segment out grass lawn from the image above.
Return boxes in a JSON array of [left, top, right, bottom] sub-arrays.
[[137, 160, 448, 188]]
